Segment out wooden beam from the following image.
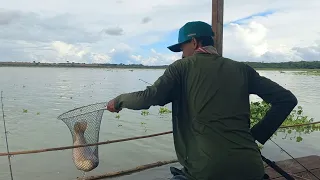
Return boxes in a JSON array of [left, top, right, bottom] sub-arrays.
[[265, 155, 320, 179], [212, 0, 224, 55]]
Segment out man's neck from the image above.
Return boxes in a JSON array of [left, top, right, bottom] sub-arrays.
[[194, 46, 219, 55]]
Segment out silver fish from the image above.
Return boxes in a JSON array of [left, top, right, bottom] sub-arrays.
[[72, 121, 99, 172]]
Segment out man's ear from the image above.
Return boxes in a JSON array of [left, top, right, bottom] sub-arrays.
[[191, 37, 198, 49]]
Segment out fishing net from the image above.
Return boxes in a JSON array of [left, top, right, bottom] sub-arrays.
[[57, 102, 107, 172]]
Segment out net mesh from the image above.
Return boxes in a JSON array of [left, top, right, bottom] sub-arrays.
[[57, 102, 107, 172]]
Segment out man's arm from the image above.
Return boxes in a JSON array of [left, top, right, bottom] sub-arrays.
[[247, 65, 298, 145], [113, 62, 181, 110]]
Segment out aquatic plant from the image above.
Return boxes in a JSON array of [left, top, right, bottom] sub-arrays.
[[158, 107, 171, 115], [293, 70, 320, 76], [250, 101, 319, 143], [111, 99, 318, 146], [141, 110, 149, 116], [140, 122, 147, 132], [136, 101, 319, 144]]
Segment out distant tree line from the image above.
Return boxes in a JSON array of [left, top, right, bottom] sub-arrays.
[[244, 61, 320, 69], [1, 61, 319, 69]]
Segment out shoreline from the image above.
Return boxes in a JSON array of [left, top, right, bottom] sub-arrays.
[[0, 61, 319, 71], [0, 62, 167, 69]]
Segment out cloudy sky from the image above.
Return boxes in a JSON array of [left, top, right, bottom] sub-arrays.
[[1, 0, 319, 65]]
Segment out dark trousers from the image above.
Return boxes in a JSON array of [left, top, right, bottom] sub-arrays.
[[170, 174, 268, 180], [169, 166, 269, 180], [170, 167, 187, 180], [170, 175, 188, 180]]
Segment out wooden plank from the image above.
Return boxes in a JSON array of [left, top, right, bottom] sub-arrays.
[[265, 155, 320, 179], [97, 156, 320, 180], [272, 169, 320, 180], [211, 0, 224, 55]]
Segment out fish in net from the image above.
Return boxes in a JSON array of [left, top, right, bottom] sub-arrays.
[[57, 102, 107, 172]]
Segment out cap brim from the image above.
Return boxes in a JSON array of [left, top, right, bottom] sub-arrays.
[[167, 43, 183, 52]]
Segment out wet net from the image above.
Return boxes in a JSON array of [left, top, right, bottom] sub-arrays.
[[57, 102, 107, 172]]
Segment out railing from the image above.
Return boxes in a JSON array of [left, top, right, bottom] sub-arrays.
[[1, 122, 320, 180]]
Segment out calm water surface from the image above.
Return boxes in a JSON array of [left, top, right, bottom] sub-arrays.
[[0, 67, 319, 180]]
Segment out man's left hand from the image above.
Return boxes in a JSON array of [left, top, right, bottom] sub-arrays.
[[106, 99, 122, 113]]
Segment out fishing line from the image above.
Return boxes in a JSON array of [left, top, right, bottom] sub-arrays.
[[1, 91, 14, 180], [270, 139, 320, 180], [138, 79, 152, 85]]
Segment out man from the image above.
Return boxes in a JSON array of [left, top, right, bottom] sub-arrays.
[[106, 21, 297, 180]]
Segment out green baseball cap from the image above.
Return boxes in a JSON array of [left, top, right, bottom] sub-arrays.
[[167, 21, 214, 52]]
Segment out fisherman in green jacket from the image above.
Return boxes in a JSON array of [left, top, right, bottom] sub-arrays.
[[106, 21, 298, 180]]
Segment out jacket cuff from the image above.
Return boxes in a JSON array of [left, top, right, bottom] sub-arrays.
[[113, 95, 123, 111]]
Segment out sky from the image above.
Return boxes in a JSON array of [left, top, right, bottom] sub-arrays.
[[0, 0, 319, 65]]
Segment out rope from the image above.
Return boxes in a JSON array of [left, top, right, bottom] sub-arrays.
[[0, 131, 173, 156], [277, 121, 320, 128], [76, 159, 318, 180], [0, 121, 319, 157], [77, 159, 179, 180], [77, 159, 319, 180]]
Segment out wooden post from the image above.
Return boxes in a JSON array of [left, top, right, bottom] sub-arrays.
[[212, 0, 224, 56]]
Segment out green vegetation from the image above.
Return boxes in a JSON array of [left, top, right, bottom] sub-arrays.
[[140, 122, 147, 132], [141, 110, 149, 116], [116, 102, 319, 147], [115, 114, 121, 127], [293, 70, 320, 76], [0, 61, 168, 69], [22, 109, 41, 115], [250, 101, 319, 143], [245, 61, 320, 70], [158, 107, 172, 115], [1, 61, 320, 70]]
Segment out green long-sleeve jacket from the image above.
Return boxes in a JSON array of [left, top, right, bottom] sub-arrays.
[[113, 53, 298, 180]]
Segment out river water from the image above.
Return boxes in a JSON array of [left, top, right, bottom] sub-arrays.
[[0, 67, 319, 180]]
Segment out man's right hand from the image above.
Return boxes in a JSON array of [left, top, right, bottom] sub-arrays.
[[106, 99, 122, 113]]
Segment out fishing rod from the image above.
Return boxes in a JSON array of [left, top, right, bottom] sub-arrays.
[[1, 91, 14, 180], [261, 154, 294, 180], [137, 78, 300, 180], [270, 139, 319, 179]]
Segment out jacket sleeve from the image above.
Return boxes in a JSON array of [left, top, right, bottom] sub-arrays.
[[113, 62, 181, 110], [247, 65, 298, 144]]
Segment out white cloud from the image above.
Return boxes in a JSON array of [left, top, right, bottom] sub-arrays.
[[132, 49, 181, 66], [0, 0, 319, 65], [50, 41, 111, 64], [224, 21, 269, 58], [223, 0, 320, 62], [293, 42, 320, 61]]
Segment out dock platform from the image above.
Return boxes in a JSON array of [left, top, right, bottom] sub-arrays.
[[265, 155, 320, 180], [82, 155, 320, 180]]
